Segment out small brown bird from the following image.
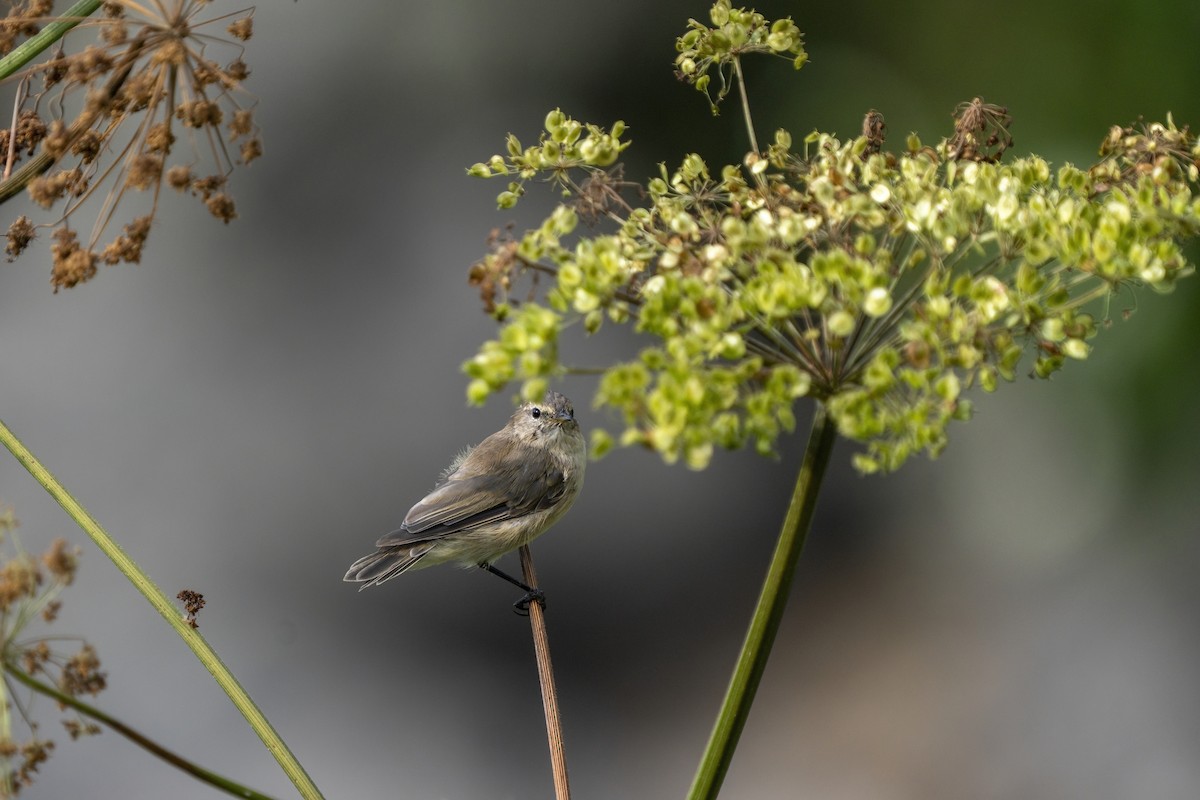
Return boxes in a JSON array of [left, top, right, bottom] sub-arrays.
[[344, 391, 585, 608]]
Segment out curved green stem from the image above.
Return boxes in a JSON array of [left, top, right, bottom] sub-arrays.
[[687, 403, 838, 800], [5, 663, 279, 800], [0, 419, 324, 800], [0, 0, 102, 82]]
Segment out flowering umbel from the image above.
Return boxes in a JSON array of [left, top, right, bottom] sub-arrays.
[[464, 2, 1198, 473], [0, 1, 261, 291]]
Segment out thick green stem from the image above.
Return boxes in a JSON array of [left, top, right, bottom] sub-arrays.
[[5, 664, 279, 800], [0, 419, 324, 800], [0, 0, 102, 82], [687, 404, 838, 800]]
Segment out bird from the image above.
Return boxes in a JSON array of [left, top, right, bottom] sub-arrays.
[[344, 391, 585, 610]]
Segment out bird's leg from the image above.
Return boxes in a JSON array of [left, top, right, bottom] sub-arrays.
[[478, 562, 546, 614]]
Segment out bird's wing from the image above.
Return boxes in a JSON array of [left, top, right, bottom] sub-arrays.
[[374, 459, 567, 547]]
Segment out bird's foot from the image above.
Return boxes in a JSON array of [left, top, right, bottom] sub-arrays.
[[513, 588, 546, 616]]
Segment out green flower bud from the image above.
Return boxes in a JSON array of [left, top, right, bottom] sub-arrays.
[[1063, 338, 1090, 359], [827, 310, 855, 337]]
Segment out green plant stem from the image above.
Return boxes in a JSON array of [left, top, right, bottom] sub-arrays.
[[732, 57, 759, 155], [0, 0, 102, 82], [687, 403, 838, 800], [0, 419, 324, 800], [5, 663, 279, 800]]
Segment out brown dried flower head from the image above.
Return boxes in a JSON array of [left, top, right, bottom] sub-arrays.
[[0, 1, 262, 291], [59, 643, 107, 697], [947, 97, 1013, 163], [0, 514, 104, 795]]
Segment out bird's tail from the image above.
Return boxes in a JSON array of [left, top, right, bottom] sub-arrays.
[[343, 545, 432, 590]]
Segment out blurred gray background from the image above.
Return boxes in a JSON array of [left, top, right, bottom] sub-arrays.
[[2, 1, 1199, 797]]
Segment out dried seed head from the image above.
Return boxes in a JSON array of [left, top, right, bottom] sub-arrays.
[[5, 0, 262, 286], [861, 109, 886, 155], [145, 121, 175, 154], [0, 554, 41, 612], [229, 109, 254, 138], [191, 174, 226, 199], [166, 164, 193, 190], [240, 137, 263, 164], [6, 216, 35, 261], [50, 228, 98, 292], [177, 588, 206, 627], [41, 538, 79, 586], [177, 98, 223, 128], [228, 16, 253, 41], [225, 58, 249, 83], [205, 192, 237, 223], [70, 129, 102, 163], [948, 97, 1013, 163], [124, 153, 163, 190], [41, 120, 70, 159], [100, 215, 152, 264], [60, 644, 106, 697]]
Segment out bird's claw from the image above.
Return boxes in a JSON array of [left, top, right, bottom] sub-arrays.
[[513, 589, 546, 616]]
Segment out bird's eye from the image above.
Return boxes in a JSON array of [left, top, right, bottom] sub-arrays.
[[531, 407, 541, 419]]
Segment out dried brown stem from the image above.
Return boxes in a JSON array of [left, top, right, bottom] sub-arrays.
[[518, 545, 571, 800]]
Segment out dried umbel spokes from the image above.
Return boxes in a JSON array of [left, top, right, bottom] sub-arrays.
[[0, 1, 262, 291], [947, 97, 1012, 163]]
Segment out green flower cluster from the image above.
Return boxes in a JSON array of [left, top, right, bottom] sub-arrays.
[[463, 3, 1199, 473], [675, 0, 807, 113], [467, 110, 630, 208]]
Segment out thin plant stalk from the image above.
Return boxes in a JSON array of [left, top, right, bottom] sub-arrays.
[[519, 544, 571, 800], [732, 57, 759, 155], [6, 664, 280, 800], [687, 404, 838, 800], [0, 418, 324, 800]]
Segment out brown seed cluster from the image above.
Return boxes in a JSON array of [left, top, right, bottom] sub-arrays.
[[6, 215, 35, 260], [0, 515, 103, 794], [0, 537, 80, 611], [861, 109, 886, 155], [469, 227, 521, 315], [41, 537, 80, 585], [0, 737, 55, 793], [177, 588, 206, 628], [0, 0, 53, 55], [947, 97, 1013, 163], [0, 1, 263, 291], [59, 644, 107, 697]]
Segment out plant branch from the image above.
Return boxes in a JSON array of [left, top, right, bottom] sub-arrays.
[[687, 403, 838, 800], [0, 418, 324, 800], [519, 544, 570, 800], [5, 663, 279, 800]]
